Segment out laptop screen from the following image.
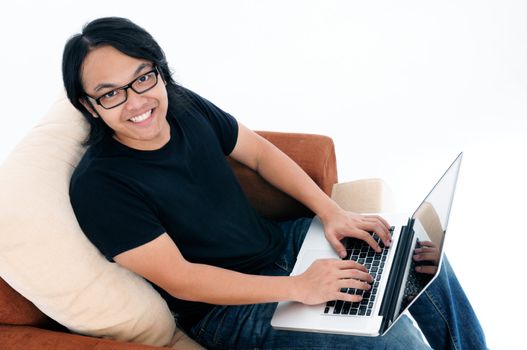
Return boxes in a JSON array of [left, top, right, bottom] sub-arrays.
[[398, 153, 463, 315]]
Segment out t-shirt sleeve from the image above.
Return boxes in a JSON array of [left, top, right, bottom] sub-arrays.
[[70, 172, 166, 261], [179, 87, 239, 155]]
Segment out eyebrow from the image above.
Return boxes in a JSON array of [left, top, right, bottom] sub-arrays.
[[93, 62, 152, 93]]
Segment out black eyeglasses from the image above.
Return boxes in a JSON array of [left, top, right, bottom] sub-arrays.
[[85, 67, 160, 109]]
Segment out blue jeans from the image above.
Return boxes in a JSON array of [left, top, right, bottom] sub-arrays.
[[189, 218, 487, 349]]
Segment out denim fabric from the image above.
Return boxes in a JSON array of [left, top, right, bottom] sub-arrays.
[[189, 217, 487, 350], [409, 257, 488, 350]]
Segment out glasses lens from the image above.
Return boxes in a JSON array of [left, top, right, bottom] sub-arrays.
[[132, 71, 158, 93], [99, 89, 127, 109]]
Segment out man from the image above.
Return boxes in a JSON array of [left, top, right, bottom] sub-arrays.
[[64, 17, 486, 349]]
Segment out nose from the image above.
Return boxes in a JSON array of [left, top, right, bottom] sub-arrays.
[[124, 88, 148, 111]]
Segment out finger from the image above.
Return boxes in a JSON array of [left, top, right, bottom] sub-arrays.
[[364, 214, 391, 230], [414, 252, 439, 263], [416, 265, 438, 275], [345, 228, 382, 253], [418, 241, 435, 247], [335, 259, 369, 272], [334, 228, 382, 253], [335, 260, 371, 274], [414, 247, 437, 254], [359, 220, 391, 247], [335, 291, 364, 303], [337, 268, 373, 283], [364, 220, 391, 238], [338, 278, 372, 291], [327, 235, 348, 258]]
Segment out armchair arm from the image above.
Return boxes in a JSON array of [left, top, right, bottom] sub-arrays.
[[228, 131, 338, 221]]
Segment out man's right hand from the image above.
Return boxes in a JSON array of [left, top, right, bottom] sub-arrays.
[[293, 259, 373, 305]]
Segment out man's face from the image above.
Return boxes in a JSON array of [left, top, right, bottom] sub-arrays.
[[80, 45, 170, 150]]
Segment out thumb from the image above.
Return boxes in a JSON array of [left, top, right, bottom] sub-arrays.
[[327, 234, 347, 259]]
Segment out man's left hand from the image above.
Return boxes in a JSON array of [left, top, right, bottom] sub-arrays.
[[320, 207, 392, 258]]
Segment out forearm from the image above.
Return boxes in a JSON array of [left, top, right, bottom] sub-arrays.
[[169, 258, 372, 307], [168, 262, 298, 305]]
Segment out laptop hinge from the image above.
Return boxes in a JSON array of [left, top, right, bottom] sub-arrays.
[[379, 217, 415, 333]]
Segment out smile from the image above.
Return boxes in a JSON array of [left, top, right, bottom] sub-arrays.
[[128, 110, 152, 123]]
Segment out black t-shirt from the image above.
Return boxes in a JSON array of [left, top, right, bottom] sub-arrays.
[[70, 88, 285, 328]]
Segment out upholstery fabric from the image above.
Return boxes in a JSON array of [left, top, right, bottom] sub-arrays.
[[0, 277, 50, 327], [0, 325, 171, 350], [331, 178, 395, 213], [228, 131, 338, 220]]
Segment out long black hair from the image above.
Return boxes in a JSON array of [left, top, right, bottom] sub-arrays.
[[62, 17, 181, 146]]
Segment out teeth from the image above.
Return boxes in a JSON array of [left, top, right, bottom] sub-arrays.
[[129, 110, 152, 123]]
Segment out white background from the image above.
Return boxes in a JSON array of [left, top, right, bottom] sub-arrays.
[[1, 1, 526, 348]]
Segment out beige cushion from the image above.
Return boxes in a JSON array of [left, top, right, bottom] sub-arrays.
[[331, 178, 395, 213], [0, 95, 176, 346]]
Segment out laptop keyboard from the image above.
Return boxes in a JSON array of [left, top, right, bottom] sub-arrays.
[[323, 227, 394, 317]]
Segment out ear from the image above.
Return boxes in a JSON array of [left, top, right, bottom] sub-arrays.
[[79, 97, 99, 118]]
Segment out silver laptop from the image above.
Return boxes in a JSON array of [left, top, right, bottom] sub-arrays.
[[271, 153, 463, 336]]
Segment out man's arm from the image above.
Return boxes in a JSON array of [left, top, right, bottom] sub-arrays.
[[230, 123, 392, 257], [114, 233, 372, 305]]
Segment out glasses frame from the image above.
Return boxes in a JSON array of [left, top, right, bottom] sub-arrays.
[[85, 66, 160, 110]]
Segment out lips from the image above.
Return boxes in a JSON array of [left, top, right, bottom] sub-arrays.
[[128, 109, 152, 123]]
